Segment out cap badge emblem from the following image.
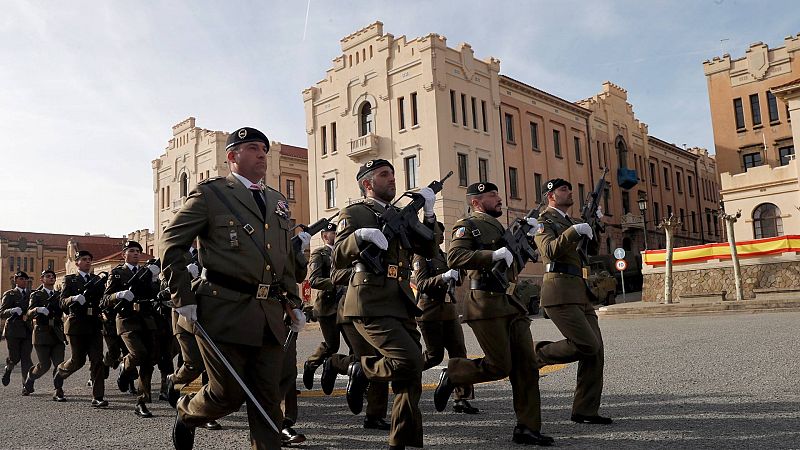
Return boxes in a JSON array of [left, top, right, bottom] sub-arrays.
[[237, 128, 247, 139]]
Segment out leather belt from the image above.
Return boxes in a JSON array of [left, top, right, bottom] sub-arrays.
[[354, 262, 410, 280], [544, 262, 584, 278], [204, 269, 278, 300], [470, 278, 507, 294]]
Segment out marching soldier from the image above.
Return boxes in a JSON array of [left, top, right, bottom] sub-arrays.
[[532, 178, 612, 425], [1, 271, 33, 392], [101, 240, 161, 418], [412, 222, 478, 415], [23, 270, 66, 400], [54, 250, 109, 407], [161, 126, 305, 450], [333, 159, 438, 449], [434, 182, 553, 446]]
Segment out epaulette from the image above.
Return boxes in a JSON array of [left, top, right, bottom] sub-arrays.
[[198, 176, 224, 185]]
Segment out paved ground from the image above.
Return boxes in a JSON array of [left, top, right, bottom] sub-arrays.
[[1, 310, 799, 449]]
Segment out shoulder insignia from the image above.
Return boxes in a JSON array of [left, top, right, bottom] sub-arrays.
[[536, 223, 546, 234], [454, 227, 467, 238], [413, 260, 420, 270], [198, 176, 224, 185], [338, 218, 347, 229]]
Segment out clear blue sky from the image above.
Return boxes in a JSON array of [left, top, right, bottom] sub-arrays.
[[1, 0, 797, 236]]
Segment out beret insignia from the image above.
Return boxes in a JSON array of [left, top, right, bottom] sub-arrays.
[[477, 183, 485, 192], [238, 128, 247, 139]]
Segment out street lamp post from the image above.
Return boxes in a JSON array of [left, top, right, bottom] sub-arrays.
[[638, 196, 649, 250]]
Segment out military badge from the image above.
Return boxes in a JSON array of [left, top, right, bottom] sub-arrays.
[[454, 227, 466, 238], [536, 223, 545, 234], [477, 183, 485, 192], [275, 200, 290, 219], [237, 128, 248, 139], [338, 218, 347, 228], [413, 261, 420, 270]]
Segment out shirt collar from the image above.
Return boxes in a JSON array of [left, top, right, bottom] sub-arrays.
[[325, 243, 334, 252], [125, 263, 138, 271], [15, 286, 25, 293], [231, 172, 262, 190], [78, 270, 90, 278], [368, 196, 389, 209], [550, 207, 569, 219]]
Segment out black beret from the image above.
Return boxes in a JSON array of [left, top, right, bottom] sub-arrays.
[[543, 178, 572, 194], [323, 222, 337, 232], [225, 127, 270, 152], [356, 159, 394, 180], [41, 269, 56, 277], [123, 240, 143, 252], [14, 271, 29, 279], [75, 250, 93, 260], [466, 182, 499, 196]]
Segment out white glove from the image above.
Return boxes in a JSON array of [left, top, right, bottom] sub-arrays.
[[115, 290, 135, 302], [10, 307, 23, 316], [72, 294, 86, 306], [290, 308, 306, 333], [36, 307, 50, 315], [526, 217, 539, 237], [175, 304, 197, 322], [441, 269, 459, 283], [492, 247, 514, 266], [419, 187, 436, 217], [572, 223, 594, 239], [148, 265, 161, 281], [596, 206, 604, 219], [186, 262, 200, 279], [297, 231, 312, 251], [355, 228, 389, 250]]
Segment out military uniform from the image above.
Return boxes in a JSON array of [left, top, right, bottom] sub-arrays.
[[334, 195, 436, 448], [533, 205, 605, 419], [444, 210, 543, 433], [412, 247, 475, 406], [24, 285, 65, 395], [161, 167, 302, 449], [56, 271, 107, 403], [304, 244, 345, 373], [1, 286, 33, 388]]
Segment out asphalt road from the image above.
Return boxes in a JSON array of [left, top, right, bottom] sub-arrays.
[[1, 310, 798, 449]]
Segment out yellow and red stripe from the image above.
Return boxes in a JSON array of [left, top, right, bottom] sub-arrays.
[[643, 235, 800, 266]]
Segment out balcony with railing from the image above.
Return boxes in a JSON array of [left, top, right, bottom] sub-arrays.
[[348, 133, 380, 160], [617, 167, 639, 190]]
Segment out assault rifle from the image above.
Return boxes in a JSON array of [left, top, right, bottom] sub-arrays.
[[33, 289, 61, 325], [113, 259, 161, 313], [68, 272, 109, 316], [491, 203, 544, 290], [360, 171, 454, 275], [577, 168, 608, 266], [291, 212, 340, 266]]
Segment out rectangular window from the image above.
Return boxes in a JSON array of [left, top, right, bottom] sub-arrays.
[[680, 208, 686, 230], [706, 209, 712, 235], [478, 158, 489, 183], [574, 137, 582, 162], [654, 202, 661, 223], [603, 187, 610, 213], [286, 179, 296, 200], [48, 259, 54, 271], [481, 100, 488, 132], [713, 214, 719, 236], [321, 125, 327, 155], [667, 204, 673, 218], [410, 92, 418, 126], [530, 122, 539, 151], [457, 153, 468, 187], [471, 97, 477, 130], [398, 97, 405, 130], [461, 93, 468, 126], [742, 152, 763, 170], [534, 173, 543, 203], [676, 172, 683, 193], [8, 257, 12, 271], [331, 122, 337, 152], [767, 91, 780, 123], [450, 90, 457, 123], [779, 146, 795, 166], [691, 211, 697, 233], [325, 179, 336, 209], [663, 167, 670, 189], [24, 257, 27, 271], [749, 93, 762, 126], [622, 191, 630, 214], [553, 130, 561, 157], [504, 113, 515, 143], [733, 98, 745, 129], [578, 183, 586, 205], [404, 155, 417, 189], [688, 174, 694, 197], [509, 167, 519, 198], [16, 257, 20, 271]]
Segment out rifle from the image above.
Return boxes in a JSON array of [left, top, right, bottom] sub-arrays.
[[33, 289, 61, 325], [491, 203, 544, 290], [68, 272, 109, 316], [360, 171, 454, 275], [291, 212, 340, 267], [113, 259, 161, 313], [577, 168, 608, 266]]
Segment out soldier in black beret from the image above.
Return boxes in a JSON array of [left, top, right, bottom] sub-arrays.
[[2, 271, 33, 391], [225, 127, 271, 152], [356, 159, 395, 198], [23, 268, 65, 399], [542, 178, 572, 195]]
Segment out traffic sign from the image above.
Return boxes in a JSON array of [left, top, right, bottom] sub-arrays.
[[613, 247, 626, 259], [615, 259, 627, 271]]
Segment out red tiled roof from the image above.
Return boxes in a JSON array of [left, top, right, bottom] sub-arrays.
[[772, 77, 800, 91], [279, 144, 308, 160], [0, 230, 125, 249], [81, 243, 128, 262]]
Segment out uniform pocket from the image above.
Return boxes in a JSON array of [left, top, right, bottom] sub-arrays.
[[351, 271, 385, 287]]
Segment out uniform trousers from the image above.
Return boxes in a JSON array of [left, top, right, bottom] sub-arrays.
[[305, 314, 342, 368], [173, 325, 204, 385], [4, 334, 33, 382], [57, 332, 105, 399], [418, 319, 474, 400], [447, 313, 541, 431], [537, 302, 604, 416], [280, 330, 298, 426], [29, 341, 65, 384], [120, 328, 158, 403], [353, 316, 423, 448]]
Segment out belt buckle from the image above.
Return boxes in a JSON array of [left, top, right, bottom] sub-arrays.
[[243, 224, 255, 235], [133, 303, 141, 312], [387, 265, 399, 279], [505, 282, 517, 296], [256, 284, 271, 300], [582, 267, 590, 279], [87, 307, 94, 316]]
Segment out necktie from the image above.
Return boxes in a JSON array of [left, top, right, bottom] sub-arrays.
[[131, 266, 137, 274], [249, 184, 267, 219], [84, 274, 90, 283]]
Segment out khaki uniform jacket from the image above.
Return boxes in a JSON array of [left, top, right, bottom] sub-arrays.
[[1, 288, 31, 339], [27, 287, 64, 346], [60, 274, 103, 336], [412, 249, 458, 322], [309, 246, 339, 318], [331, 268, 353, 325], [160, 174, 301, 347], [533, 207, 597, 307], [101, 264, 158, 334], [447, 212, 527, 321], [333, 198, 436, 319]]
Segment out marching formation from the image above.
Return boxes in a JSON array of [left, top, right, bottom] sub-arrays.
[[1, 126, 612, 450]]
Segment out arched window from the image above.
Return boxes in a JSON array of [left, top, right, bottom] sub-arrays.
[[753, 203, 783, 238], [359, 103, 373, 136], [180, 172, 189, 198], [616, 136, 628, 169]]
